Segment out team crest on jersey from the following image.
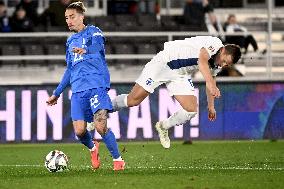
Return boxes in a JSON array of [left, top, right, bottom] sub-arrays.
[[208, 46, 215, 53], [146, 78, 154, 86]]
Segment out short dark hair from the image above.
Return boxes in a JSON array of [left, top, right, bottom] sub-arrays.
[[66, 1, 86, 14], [224, 44, 241, 64], [227, 14, 235, 20], [0, 1, 5, 6]]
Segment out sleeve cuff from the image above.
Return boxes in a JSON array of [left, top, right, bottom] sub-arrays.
[[53, 90, 61, 97]]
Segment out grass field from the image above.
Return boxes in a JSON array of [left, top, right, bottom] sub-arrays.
[[0, 140, 283, 189]]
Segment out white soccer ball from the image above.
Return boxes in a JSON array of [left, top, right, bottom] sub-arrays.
[[44, 150, 69, 172]]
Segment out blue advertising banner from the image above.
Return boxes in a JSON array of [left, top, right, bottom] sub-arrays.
[[0, 82, 284, 143]]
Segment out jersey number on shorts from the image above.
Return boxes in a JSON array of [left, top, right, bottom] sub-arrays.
[[90, 95, 100, 108]]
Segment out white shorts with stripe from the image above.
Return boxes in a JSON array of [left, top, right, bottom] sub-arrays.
[[135, 51, 196, 96]]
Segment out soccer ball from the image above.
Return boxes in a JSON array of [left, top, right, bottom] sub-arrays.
[[44, 150, 69, 172]]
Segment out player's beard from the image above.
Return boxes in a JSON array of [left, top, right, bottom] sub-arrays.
[[68, 25, 78, 33], [69, 28, 78, 33]]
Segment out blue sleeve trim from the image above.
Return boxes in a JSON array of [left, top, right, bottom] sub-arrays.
[[167, 58, 198, 69]]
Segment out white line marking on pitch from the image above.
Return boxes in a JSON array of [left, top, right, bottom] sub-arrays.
[[0, 164, 283, 171]]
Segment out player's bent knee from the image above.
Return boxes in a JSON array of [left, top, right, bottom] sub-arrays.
[[73, 121, 86, 137], [183, 106, 198, 113], [74, 128, 86, 137]]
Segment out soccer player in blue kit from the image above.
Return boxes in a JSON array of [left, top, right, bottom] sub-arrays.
[[46, 1, 125, 171]]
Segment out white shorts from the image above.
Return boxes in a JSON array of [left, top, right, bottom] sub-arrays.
[[135, 52, 195, 96]]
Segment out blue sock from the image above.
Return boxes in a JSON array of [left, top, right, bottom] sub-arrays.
[[102, 129, 121, 159], [77, 131, 94, 150]]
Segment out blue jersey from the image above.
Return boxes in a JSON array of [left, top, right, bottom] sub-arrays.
[[53, 25, 110, 97]]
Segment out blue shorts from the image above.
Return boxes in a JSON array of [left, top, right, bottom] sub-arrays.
[[71, 88, 113, 122]]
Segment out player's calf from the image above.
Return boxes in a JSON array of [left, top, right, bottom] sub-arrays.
[[156, 109, 197, 148], [162, 109, 197, 130]]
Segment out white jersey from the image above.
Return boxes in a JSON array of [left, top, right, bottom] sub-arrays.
[[162, 36, 223, 76], [136, 36, 224, 95]]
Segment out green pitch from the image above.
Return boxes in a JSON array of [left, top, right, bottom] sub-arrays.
[[0, 140, 283, 189]]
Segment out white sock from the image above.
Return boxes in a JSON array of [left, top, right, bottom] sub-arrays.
[[113, 156, 123, 161], [112, 94, 128, 112], [90, 146, 96, 152], [162, 109, 197, 130]]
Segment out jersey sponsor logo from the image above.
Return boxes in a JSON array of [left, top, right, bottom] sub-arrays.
[[146, 78, 154, 86], [208, 46, 215, 53]]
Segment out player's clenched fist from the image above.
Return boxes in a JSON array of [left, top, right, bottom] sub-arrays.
[[208, 107, 216, 121], [46, 95, 59, 106], [72, 47, 86, 55]]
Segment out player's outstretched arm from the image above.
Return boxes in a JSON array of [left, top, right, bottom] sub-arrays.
[[198, 48, 221, 98], [53, 67, 71, 97], [48, 66, 71, 106], [206, 77, 217, 121]]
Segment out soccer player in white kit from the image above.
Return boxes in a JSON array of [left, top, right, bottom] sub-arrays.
[[92, 36, 241, 148]]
